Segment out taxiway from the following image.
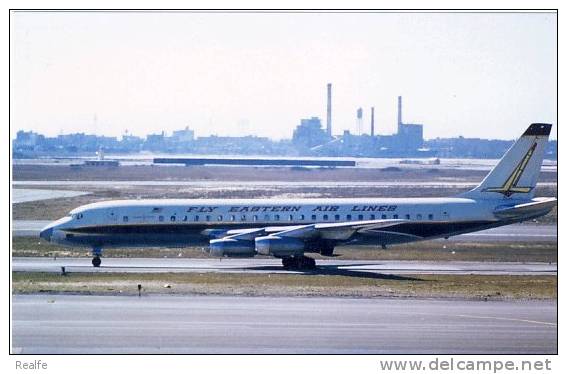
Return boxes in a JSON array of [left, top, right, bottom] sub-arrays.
[[11, 294, 557, 354], [12, 257, 556, 276]]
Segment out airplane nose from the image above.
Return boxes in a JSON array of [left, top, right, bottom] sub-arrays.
[[39, 227, 53, 242]]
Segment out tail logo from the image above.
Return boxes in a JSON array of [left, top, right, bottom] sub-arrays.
[[483, 142, 537, 197]]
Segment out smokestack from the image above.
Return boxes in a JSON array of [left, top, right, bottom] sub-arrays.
[[371, 107, 375, 137], [326, 83, 332, 136], [356, 107, 363, 136], [397, 96, 402, 127]]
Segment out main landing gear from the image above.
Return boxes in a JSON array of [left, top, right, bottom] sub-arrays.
[[91, 247, 103, 267], [281, 255, 316, 270]]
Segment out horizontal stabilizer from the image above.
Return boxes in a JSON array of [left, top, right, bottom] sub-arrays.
[[494, 197, 557, 219]]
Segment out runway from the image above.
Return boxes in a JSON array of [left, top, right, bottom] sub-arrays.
[[12, 188, 90, 204], [12, 220, 51, 236], [11, 220, 558, 241], [11, 294, 557, 354], [447, 224, 557, 242], [12, 257, 557, 276]]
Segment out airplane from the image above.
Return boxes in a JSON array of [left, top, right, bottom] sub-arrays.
[[39, 123, 557, 270]]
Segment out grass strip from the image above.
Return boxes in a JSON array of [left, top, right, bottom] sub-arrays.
[[12, 272, 557, 300]]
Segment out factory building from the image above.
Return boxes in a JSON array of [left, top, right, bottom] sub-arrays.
[[395, 96, 424, 150], [292, 117, 332, 150], [397, 123, 423, 150], [291, 88, 425, 156], [171, 126, 195, 143]]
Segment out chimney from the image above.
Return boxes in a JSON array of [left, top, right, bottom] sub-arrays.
[[326, 83, 332, 136], [356, 107, 363, 135], [371, 107, 375, 137]]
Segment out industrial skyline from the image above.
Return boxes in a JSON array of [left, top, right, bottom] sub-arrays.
[[11, 11, 557, 140]]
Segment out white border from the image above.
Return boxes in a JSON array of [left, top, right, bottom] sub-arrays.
[[2, 2, 562, 374]]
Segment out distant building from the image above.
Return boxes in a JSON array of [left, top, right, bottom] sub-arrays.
[[425, 137, 514, 159], [144, 132, 166, 151], [192, 135, 274, 155], [14, 130, 42, 147], [394, 96, 424, 150], [10, 109, 556, 160], [172, 126, 195, 143], [396, 123, 424, 150], [120, 134, 144, 151], [52, 133, 118, 153], [292, 117, 332, 150]]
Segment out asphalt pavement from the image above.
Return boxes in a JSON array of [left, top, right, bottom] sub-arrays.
[[12, 257, 557, 276], [11, 294, 557, 354]]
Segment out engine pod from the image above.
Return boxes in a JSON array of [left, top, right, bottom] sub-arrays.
[[209, 238, 256, 258], [255, 235, 305, 256]]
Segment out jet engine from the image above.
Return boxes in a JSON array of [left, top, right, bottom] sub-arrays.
[[209, 238, 256, 258], [255, 235, 305, 257]]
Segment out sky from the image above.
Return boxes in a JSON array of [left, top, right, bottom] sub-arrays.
[[10, 11, 557, 140]]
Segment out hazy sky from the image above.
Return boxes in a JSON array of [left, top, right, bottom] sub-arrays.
[[10, 11, 557, 140]]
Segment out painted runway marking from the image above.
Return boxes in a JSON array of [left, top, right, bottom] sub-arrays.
[[456, 314, 557, 327], [463, 233, 555, 237]]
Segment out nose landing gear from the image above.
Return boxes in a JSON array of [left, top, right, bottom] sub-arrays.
[[92, 256, 102, 267], [91, 247, 103, 267]]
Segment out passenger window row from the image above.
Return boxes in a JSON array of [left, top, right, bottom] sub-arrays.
[[120, 213, 437, 223]]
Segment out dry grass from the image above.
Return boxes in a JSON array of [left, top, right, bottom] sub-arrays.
[[11, 271, 557, 300], [11, 164, 559, 183], [11, 164, 491, 182]]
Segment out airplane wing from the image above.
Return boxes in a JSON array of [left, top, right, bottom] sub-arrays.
[[217, 219, 408, 242]]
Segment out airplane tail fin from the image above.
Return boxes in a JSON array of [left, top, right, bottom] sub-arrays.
[[460, 123, 552, 200]]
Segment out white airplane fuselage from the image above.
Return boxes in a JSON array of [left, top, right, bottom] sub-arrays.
[[40, 196, 548, 249]]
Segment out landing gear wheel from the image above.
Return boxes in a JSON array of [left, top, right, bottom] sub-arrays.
[[92, 256, 102, 267]]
